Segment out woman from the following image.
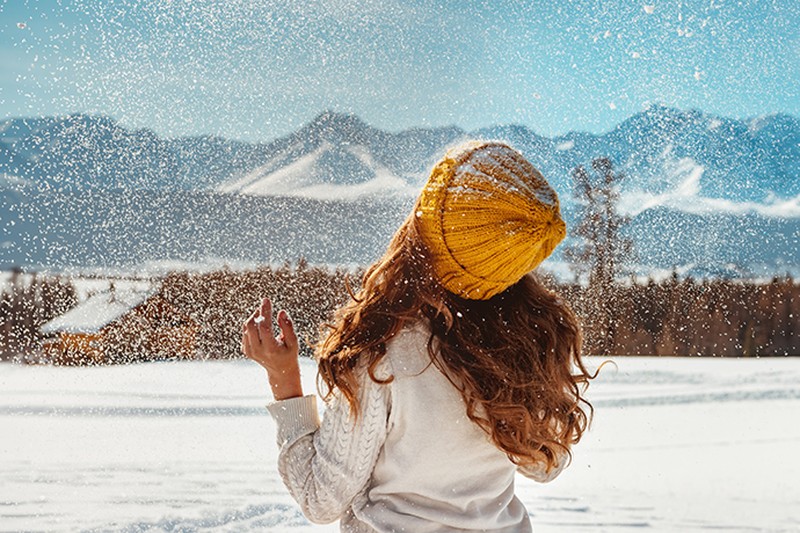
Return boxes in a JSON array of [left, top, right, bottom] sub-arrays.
[[242, 140, 596, 532]]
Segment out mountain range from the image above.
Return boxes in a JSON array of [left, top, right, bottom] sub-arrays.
[[1, 106, 798, 278]]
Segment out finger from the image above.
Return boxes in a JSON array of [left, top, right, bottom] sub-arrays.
[[258, 297, 274, 338], [278, 309, 298, 350], [242, 327, 253, 352], [244, 310, 260, 343], [243, 308, 258, 332], [257, 298, 281, 350], [241, 333, 251, 357]]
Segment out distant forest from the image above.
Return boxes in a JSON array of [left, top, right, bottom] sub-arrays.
[[1, 262, 797, 364]]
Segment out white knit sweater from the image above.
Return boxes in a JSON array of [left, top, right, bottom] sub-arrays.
[[265, 319, 568, 532]]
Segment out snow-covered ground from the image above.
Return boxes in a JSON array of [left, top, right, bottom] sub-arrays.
[[1, 356, 798, 532]]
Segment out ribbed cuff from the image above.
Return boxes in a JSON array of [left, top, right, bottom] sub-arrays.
[[265, 394, 321, 447]]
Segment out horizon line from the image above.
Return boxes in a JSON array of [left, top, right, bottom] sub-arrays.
[[0, 104, 796, 146]]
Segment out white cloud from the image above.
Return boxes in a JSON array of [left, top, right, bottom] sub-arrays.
[[618, 157, 800, 219]]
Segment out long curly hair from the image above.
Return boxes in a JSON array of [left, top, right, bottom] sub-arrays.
[[313, 201, 597, 473]]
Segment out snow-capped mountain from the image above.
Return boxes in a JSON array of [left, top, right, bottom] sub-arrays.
[[474, 105, 800, 219], [0, 114, 262, 191], [3, 106, 796, 219], [215, 112, 438, 200], [1, 107, 797, 277], [218, 140, 414, 200], [0, 111, 467, 198], [215, 111, 464, 200]]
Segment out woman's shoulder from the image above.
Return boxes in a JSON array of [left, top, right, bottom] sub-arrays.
[[383, 317, 436, 377], [392, 317, 432, 349]]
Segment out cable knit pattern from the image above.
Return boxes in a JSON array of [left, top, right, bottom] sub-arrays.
[[266, 355, 391, 525], [265, 320, 569, 532]]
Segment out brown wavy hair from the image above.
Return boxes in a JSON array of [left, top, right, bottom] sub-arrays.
[[313, 203, 598, 473]]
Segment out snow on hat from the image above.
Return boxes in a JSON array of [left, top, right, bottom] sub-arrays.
[[415, 140, 566, 300]]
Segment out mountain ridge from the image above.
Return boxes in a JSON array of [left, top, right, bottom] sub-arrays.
[[1, 104, 797, 277], [1, 106, 798, 217]]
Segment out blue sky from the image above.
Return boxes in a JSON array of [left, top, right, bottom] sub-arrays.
[[0, 0, 797, 142]]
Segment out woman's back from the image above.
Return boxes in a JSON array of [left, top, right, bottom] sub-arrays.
[[343, 319, 533, 532], [247, 141, 586, 532]]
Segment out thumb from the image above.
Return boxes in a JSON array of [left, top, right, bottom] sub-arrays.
[[278, 310, 298, 350]]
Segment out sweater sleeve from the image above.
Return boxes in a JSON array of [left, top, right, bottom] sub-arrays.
[[516, 446, 570, 483], [265, 360, 391, 524]]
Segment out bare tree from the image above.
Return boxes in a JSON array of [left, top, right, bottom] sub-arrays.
[[563, 157, 634, 355]]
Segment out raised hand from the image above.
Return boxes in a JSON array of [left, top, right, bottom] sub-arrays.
[[242, 297, 303, 400]]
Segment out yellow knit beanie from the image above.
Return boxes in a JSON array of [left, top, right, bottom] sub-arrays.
[[415, 140, 567, 300]]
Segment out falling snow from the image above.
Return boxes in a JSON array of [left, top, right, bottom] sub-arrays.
[[0, 0, 798, 531]]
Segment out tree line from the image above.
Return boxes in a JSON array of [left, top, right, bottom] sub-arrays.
[[0, 268, 78, 360], [0, 261, 797, 363], [559, 271, 797, 357]]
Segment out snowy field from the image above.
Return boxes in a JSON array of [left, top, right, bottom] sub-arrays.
[[1, 356, 799, 533]]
